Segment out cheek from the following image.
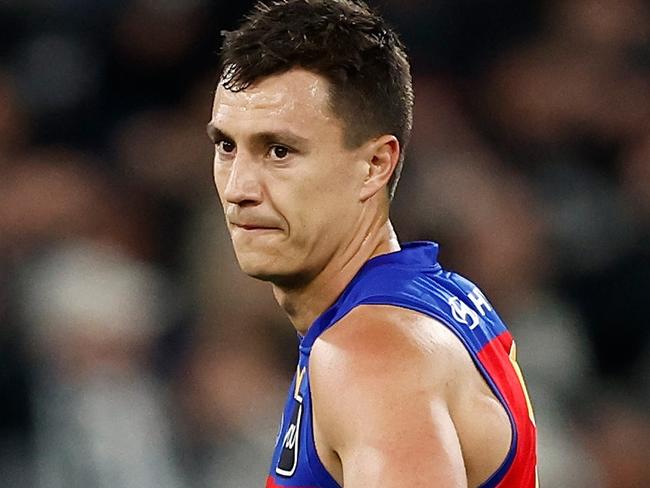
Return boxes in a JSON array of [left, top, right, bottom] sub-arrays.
[[312, 157, 363, 209], [300, 149, 362, 195], [289, 164, 361, 234]]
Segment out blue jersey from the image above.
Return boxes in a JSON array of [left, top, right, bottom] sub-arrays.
[[266, 242, 537, 488]]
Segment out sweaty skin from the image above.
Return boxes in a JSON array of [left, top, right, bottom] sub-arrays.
[[209, 68, 400, 332], [210, 68, 512, 487], [310, 306, 512, 487]]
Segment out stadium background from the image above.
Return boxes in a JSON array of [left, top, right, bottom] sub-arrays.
[[1, 0, 649, 486]]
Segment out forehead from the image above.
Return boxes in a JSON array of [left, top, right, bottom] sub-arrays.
[[211, 69, 342, 135]]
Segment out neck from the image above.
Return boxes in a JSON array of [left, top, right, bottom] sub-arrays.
[[272, 214, 400, 335]]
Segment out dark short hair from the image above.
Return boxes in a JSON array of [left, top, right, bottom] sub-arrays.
[[218, 0, 414, 199]]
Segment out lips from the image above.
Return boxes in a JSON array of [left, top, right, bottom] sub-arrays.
[[237, 224, 278, 230], [230, 221, 281, 231]]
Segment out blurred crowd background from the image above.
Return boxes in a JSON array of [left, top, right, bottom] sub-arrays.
[[0, 0, 649, 486]]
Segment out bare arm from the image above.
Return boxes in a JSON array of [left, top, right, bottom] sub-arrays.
[[309, 305, 469, 487]]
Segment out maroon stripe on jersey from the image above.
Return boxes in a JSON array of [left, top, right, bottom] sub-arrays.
[[476, 332, 537, 488]]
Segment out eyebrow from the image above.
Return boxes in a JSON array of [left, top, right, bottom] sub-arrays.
[[206, 122, 310, 149], [206, 123, 230, 143]]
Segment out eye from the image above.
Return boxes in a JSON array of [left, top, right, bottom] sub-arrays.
[[269, 145, 290, 160], [216, 139, 236, 155]]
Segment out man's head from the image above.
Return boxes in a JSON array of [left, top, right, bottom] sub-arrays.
[[218, 0, 413, 199], [209, 0, 413, 285]]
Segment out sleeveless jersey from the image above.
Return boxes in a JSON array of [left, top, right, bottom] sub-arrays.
[[266, 241, 538, 487]]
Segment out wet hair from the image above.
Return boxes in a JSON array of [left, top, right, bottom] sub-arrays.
[[218, 0, 414, 199]]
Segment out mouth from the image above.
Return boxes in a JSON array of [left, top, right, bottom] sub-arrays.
[[231, 223, 281, 233]]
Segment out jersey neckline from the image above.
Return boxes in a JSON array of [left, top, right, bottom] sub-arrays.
[[299, 241, 440, 351]]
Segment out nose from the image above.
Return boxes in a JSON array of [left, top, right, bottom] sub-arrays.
[[219, 153, 263, 206]]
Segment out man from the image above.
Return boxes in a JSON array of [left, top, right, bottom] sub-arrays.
[[207, 1, 538, 486]]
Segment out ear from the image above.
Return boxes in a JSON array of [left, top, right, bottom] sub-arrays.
[[359, 135, 400, 202]]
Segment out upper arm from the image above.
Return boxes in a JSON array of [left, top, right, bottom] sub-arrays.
[[309, 305, 469, 488]]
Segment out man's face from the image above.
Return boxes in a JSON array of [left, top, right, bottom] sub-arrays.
[[209, 69, 368, 285]]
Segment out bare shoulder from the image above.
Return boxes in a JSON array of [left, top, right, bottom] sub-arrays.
[[309, 304, 511, 487], [308, 305, 474, 486], [309, 304, 473, 397]]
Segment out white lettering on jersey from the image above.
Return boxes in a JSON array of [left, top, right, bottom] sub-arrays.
[[275, 366, 306, 477], [468, 287, 493, 317], [283, 424, 298, 450], [448, 296, 480, 330]]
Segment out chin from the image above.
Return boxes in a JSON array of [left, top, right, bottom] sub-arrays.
[[236, 254, 282, 280], [237, 256, 309, 288]]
